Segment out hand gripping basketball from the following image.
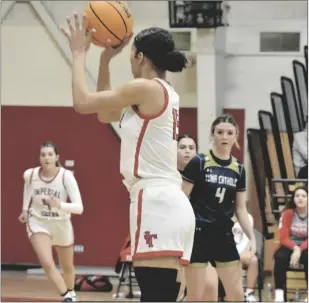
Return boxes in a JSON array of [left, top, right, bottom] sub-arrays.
[[100, 33, 133, 62]]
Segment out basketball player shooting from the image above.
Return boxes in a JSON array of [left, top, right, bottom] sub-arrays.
[[61, 12, 196, 302]]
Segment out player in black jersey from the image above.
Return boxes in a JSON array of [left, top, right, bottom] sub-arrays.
[[176, 134, 197, 301], [177, 134, 218, 302], [182, 114, 256, 302]]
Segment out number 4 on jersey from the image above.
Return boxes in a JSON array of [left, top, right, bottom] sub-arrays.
[[215, 187, 226, 203], [172, 108, 179, 140]]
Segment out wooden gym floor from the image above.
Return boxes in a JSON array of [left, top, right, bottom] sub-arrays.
[[1, 271, 139, 302], [1, 270, 307, 302]]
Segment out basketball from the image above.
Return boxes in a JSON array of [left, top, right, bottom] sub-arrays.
[[84, 1, 134, 48]]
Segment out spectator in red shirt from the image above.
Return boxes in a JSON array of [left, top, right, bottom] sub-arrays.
[[273, 185, 308, 302]]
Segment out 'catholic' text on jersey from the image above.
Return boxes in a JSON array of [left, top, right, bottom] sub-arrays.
[[181, 150, 246, 230]]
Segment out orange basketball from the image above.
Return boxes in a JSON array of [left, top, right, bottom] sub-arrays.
[[84, 1, 134, 48]]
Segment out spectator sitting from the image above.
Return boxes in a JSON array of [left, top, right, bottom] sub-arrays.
[[273, 185, 308, 302]]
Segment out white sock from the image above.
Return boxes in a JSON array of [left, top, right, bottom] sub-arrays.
[[275, 289, 284, 302], [245, 288, 254, 295]]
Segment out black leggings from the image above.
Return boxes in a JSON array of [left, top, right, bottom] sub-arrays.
[[134, 267, 178, 302], [273, 246, 308, 289]]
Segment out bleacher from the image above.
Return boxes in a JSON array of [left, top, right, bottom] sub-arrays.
[[247, 45, 308, 300]]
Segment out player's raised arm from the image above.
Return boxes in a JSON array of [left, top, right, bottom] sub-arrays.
[[95, 47, 122, 123], [61, 13, 186, 121], [73, 78, 158, 115]]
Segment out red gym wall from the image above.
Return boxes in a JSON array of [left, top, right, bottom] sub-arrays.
[[1, 106, 243, 266], [2, 106, 129, 267]]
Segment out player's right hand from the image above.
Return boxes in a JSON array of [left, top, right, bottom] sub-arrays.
[[18, 211, 28, 223], [100, 33, 133, 62]]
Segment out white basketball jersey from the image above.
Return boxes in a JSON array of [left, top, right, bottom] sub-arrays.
[[119, 78, 182, 191], [27, 167, 70, 220]]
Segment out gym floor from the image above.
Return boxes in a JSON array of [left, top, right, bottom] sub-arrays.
[[1, 270, 307, 302], [1, 271, 139, 302]]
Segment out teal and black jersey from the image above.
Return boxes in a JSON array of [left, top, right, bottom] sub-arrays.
[[181, 150, 246, 230]]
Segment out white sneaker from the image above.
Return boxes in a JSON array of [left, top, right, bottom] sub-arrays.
[[245, 292, 258, 302], [68, 290, 77, 302]]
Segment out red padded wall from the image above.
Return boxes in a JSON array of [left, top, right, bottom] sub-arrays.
[[1, 106, 129, 266]]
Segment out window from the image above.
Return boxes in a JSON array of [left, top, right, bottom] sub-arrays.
[[260, 32, 300, 52]]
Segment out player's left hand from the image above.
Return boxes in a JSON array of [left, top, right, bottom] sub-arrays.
[[248, 239, 256, 255], [61, 12, 96, 55], [241, 250, 254, 264], [42, 197, 61, 210]]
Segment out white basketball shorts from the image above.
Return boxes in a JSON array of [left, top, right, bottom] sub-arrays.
[[130, 184, 196, 264], [26, 215, 74, 247]]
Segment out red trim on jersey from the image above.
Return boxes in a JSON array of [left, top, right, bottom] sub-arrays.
[[131, 78, 169, 120], [134, 189, 144, 255], [133, 250, 183, 259], [53, 244, 74, 248], [180, 259, 190, 265], [134, 120, 149, 178], [38, 167, 60, 184], [132, 79, 170, 178]]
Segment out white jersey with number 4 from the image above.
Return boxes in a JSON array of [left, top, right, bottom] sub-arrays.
[[119, 78, 182, 192]]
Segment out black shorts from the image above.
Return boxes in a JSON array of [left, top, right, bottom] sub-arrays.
[[190, 222, 240, 265]]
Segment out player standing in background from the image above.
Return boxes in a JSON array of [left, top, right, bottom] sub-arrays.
[[176, 134, 197, 300], [61, 13, 195, 302], [177, 134, 198, 173], [181, 114, 256, 302], [18, 141, 84, 302], [177, 134, 219, 301]]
